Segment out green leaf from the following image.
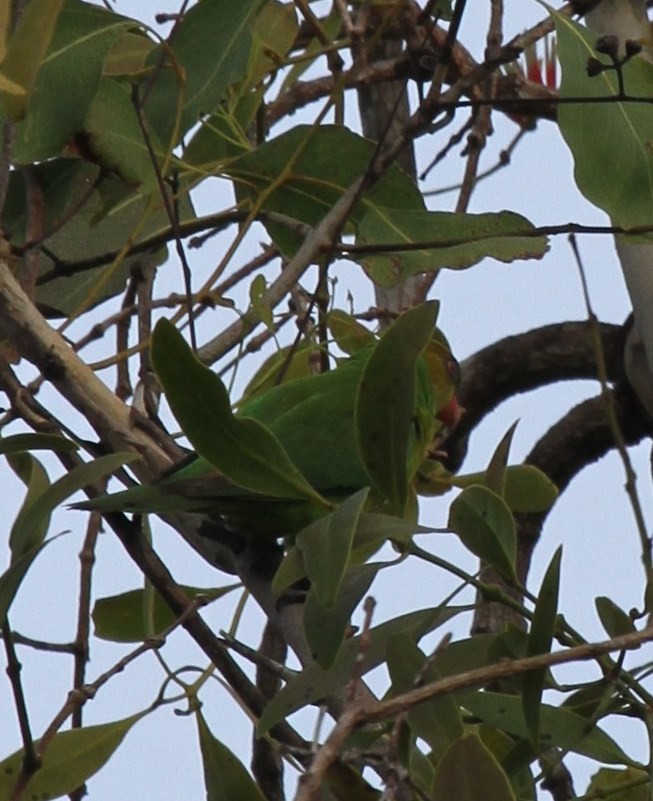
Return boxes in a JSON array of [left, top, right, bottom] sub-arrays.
[[356, 301, 438, 515], [150, 318, 326, 505], [554, 10, 653, 229], [272, 510, 421, 593], [197, 712, 266, 801], [12, 452, 136, 556], [304, 563, 377, 669], [357, 208, 548, 288], [432, 633, 499, 678], [448, 485, 516, 579], [503, 465, 557, 513], [227, 125, 424, 256], [0, 73, 23, 101], [586, 767, 649, 801], [453, 465, 558, 513], [0, 2, 10, 63], [432, 734, 516, 801], [271, 544, 305, 594], [257, 605, 471, 735], [249, 273, 273, 329], [595, 597, 636, 638], [484, 422, 518, 498], [0, 0, 64, 121], [143, 0, 266, 146], [93, 584, 239, 642], [7, 452, 51, 557], [561, 679, 615, 717], [9, 2, 131, 163], [478, 726, 536, 801], [351, 512, 422, 558], [1, 159, 192, 317], [245, 0, 298, 91], [103, 29, 154, 77], [461, 691, 637, 765], [298, 489, 368, 610], [0, 433, 78, 455], [523, 546, 562, 750], [328, 310, 376, 355], [386, 635, 463, 759], [0, 536, 62, 622], [0, 714, 142, 800], [82, 76, 162, 188], [182, 88, 259, 167]]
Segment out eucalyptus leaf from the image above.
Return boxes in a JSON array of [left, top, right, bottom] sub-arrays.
[[197, 712, 266, 801], [151, 319, 326, 505], [0, 714, 143, 800], [595, 597, 636, 638], [7, 451, 51, 557], [448, 485, 516, 579], [1, 159, 193, 316], [227, 125, 424, 257], [0, 433, 78, 455], [432, 734, 516, 801], [356, 301, 438, 515], [0, 536, 62, 623], [586, 767, 649, 801], [244, 0, 298, 91], [554, 10, 653, 229], [461, 691, 637, 765], [297, 489, 368, 610], [12, 452, 136, 556], [142, 0, 266, 146], [0, 0, 64, 121], [328, 309, 376, 355], [357, 208, 548, 288], [386, 635, 463, 759], [523, 547, 562, 750], [304, 563, 377, 669], [452, 465, 558, 514], [257, 605, 471, 735], [93, 584, 239, 643], [484, 422, 519, 498], [83, 76, 162, 188], [8, 1, 131, 163]]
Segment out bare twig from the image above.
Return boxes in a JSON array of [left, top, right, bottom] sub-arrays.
[[363, 625, 653, 726], [3, 620, 39, 778]]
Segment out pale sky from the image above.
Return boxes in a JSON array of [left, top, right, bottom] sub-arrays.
[[1, 2, 649, 799]]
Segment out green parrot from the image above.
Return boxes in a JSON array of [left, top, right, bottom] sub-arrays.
[[78, 302, 460, 539]]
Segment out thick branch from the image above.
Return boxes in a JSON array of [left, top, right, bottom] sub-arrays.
[[445, 320, 628, 472], [0, 253, 174, 477]]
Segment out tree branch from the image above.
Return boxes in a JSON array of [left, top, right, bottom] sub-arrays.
[[444, 320, 628, 472]]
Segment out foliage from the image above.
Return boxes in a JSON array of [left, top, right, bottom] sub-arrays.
[[0, 2, 651, 801]]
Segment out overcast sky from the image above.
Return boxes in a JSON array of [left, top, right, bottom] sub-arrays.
[[1, 2, 649, 799]]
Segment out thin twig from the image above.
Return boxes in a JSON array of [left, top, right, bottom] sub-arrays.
[[569, 234, 652, 580], [3, 619, 39, 776], [360, 625, 653, 726]]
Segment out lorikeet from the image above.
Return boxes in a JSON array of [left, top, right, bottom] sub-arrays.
[[78, 302, 460, 538]]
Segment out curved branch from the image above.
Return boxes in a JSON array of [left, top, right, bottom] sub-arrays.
[[444, 320, 628, 472]]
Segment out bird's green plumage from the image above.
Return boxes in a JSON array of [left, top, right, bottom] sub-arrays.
[[78, 303, 457, 538], [239, 349, 373, 491]]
